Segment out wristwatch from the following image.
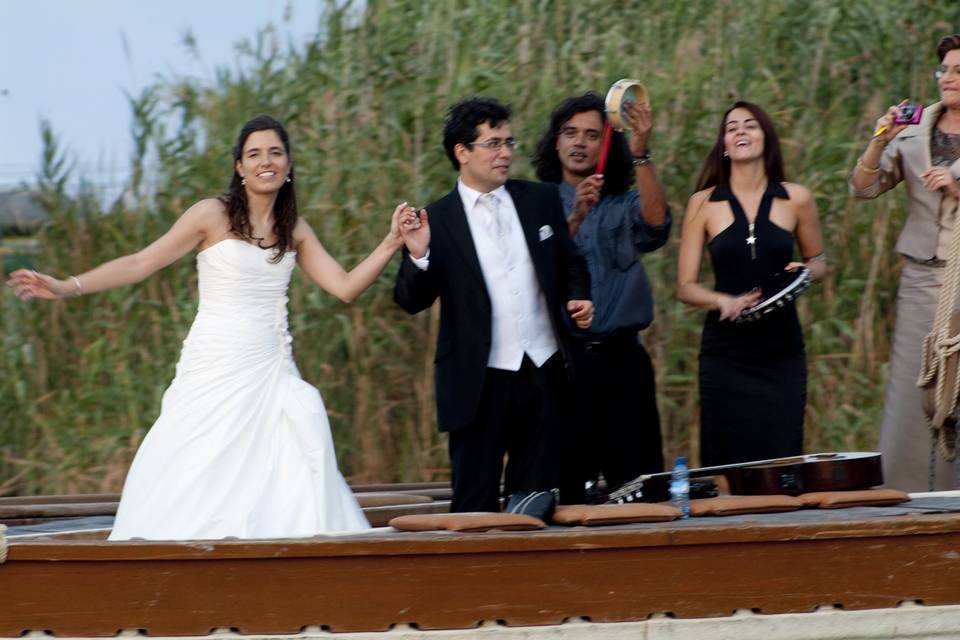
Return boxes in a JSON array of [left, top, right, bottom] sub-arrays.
[[632, 150, 652, 166]]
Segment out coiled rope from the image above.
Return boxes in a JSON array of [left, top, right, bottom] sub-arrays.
[[917, 195, 960, 464]]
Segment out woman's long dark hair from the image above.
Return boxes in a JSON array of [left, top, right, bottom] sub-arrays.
[[221, 115, 297, 263], [533, 92, 633, 196], [696, 101, 785, 191]]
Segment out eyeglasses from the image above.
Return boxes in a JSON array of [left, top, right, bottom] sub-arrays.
[[467, 138, 519, 152], [935, 65, 960, 80]]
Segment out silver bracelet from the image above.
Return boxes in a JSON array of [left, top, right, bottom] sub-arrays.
[[632, 150, 652, 167], [69, 275, 82, 297]]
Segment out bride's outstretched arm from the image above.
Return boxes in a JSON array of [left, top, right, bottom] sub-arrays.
[[294, 203, 418, 304], [6, 199, 220, 300]]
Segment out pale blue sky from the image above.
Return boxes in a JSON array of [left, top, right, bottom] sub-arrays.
[[1, 0, 323, 191]]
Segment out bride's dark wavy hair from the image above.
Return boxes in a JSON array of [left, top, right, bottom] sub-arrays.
[[221, 115, 298, 262]]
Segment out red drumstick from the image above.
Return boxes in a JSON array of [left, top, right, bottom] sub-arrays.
[[595, 121, 613, 175]]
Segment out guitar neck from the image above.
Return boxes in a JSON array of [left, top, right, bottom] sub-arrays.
[[605, 453, 880, 503], [606, 462, 739, 503]]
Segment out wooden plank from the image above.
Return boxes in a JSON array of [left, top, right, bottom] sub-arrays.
[[0, 493, 118, 506], [2, 498, 447, 528], [8, 528, 111, 541], [3, 513, 960, 635], [363, 501, 450, 527], [0, 502, 119, 520], [354, 492, 434, 508], [373, 486, 451, 499], [0, 483, 452, 510], [350, 481, 450, 493]]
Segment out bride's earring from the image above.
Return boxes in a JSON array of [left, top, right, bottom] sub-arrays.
[[241, 177, 246, 185]]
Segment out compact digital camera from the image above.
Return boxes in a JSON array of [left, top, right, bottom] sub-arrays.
[[894, 103, 923, 125]]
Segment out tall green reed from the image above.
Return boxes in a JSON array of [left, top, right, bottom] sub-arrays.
[[2, 0, 959, 494]]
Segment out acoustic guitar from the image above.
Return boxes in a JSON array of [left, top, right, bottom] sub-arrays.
[[603, 452, 883, 504]]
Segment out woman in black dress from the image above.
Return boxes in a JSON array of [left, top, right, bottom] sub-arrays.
[[677, 101, 827, 466]]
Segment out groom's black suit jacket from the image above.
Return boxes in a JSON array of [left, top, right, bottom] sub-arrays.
[[394, 179, 591, 432]]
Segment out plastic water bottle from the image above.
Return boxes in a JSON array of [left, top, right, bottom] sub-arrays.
[[670, 455, 690, 519]]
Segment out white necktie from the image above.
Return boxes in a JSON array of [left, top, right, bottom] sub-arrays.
[[479, 193, 508, 241]]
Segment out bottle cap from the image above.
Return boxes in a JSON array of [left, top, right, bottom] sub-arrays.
[[675, 456, 687, 466]]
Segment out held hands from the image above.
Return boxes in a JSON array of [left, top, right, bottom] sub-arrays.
[[622, 100, 652, 155], [921, 167, 960, 198], [399, 205, 430, 259], [716, 290, 762, 322], [387, 202, 420, 250], [6, 269, 72, 301], [566, 300, 594, 329]]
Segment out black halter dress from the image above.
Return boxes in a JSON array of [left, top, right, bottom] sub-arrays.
[[699, 182, 806, 467]]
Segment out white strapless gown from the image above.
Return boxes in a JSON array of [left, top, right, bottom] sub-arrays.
[[109, 239, 370, 540]]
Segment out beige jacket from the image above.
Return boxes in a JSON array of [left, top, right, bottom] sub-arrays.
[[850, 101, 960, 261]]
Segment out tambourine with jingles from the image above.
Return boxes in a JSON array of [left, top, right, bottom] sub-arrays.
[[604, 79, 649, 131], [596, 79, 649, 174], [736, 266, 811, 323]]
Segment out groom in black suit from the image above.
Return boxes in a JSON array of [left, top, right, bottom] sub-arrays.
[[395, 98, 593, 512]]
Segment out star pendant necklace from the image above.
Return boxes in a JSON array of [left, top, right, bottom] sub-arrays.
[[733, 179, 764, 260]]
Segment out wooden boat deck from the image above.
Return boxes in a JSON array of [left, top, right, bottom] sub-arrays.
[[3, 495, 960, 636], [1, 483, 453, 531]]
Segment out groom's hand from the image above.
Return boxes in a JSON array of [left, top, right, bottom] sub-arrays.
[[401, 208, 431, 259]]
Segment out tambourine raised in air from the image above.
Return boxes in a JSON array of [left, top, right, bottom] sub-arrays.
[[736, 266, 812, 323], [604, 79, 649, 131], [596, 79, 650, 174]]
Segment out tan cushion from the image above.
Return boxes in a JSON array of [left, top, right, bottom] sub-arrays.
[[553, 503, 681, 526], [389, 512, 546, 532], [689, 495, 803, 516], [355, 492, 434, 508], [798, 489, 910, 509]]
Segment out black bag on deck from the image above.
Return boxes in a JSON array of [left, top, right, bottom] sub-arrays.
[[505, 490, 557, 522]]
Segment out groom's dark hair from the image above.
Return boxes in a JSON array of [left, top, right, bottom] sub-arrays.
[[443, 98, 511, 171]]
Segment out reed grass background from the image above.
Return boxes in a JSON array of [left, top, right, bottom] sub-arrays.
[[2, 0, 959, 495]]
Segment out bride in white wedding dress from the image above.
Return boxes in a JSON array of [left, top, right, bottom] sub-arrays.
[[7, 116, 423, 540]]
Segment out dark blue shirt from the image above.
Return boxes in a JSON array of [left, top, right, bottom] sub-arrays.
[[559, 182, 671, 336]]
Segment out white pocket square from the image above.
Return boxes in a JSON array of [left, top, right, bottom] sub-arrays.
[[539, 224, 554, 241]]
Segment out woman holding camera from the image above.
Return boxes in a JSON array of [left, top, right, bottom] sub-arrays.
[[850, 34, 960, 491]]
